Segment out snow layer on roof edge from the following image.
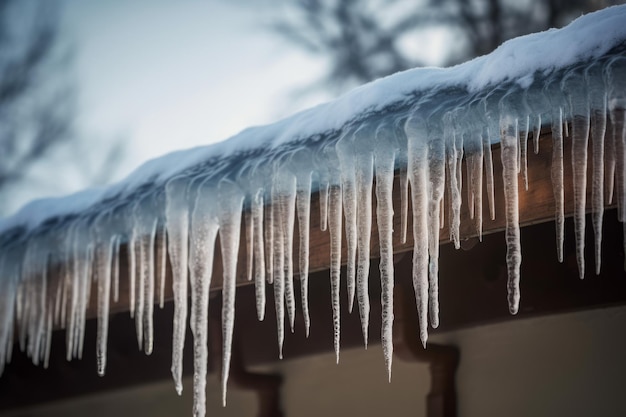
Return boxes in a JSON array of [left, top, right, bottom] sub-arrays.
[[1, 5, 626, 235]]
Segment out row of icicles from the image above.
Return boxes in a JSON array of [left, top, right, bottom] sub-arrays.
[[1, 74, 626, 417]]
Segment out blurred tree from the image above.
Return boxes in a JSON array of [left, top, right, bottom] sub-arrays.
[[0, 0, 123, 215], [0, 1, 72, 197], [271, 0, 623, 93]]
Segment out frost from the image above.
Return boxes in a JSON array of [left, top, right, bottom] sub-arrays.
[[1, 5, 626, 417]]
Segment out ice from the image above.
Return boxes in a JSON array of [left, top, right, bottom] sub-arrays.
[[277, 174, 297, 333], [521, 116, 530, 190], [271, 183, 285, 359], [551, 108, 565, 262], [165, 178, 190, 395], [251, 189, 266, 321], [406, 114, 431, 347], [328, 183, 343, 363], [94, 213, 113, 376], [374, 121, 396, 381], [188, 180, 219, 417], [353, 125, 376, 347], [500, 116, 522, 314], [295, 172, 312, 337], [0, 5, 625, 415], [566, 70, 591, 279], [336, 130, 358, 313], [217, 179, 244, 406]]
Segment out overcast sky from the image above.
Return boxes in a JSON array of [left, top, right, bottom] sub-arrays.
[[61, 0, 329, 178]]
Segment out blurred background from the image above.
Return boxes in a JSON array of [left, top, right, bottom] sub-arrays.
[[2, 2, 626, 417], [0, 0, 623, 217]]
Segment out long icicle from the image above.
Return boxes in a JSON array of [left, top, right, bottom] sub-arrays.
[[374, 123, 396, 381], [406, 115, 429, 347], [354, 145, 373, 347], [500, 115, 522, 314], [328, 184, 343, 363], [551, 108, 565, 263], [568, 74, 591, 279], [94, 214, 113, 377], [427, 136, 445, 329], [296, 173, 312, 337], [336, 132, 358, 312], [483, 131, 496, 221], [189, 182, 219, 417], [251, 189, 266, 321], [588, 65, 607, 275], [279, 174, 297, 333], [217, 179, 244, 407], [445, 115, 462, 248], [165, 178, 190, 395], [271, 183, 285, 359]]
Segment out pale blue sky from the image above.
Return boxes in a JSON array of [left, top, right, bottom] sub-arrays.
[[4, 0, 448, 216], [61, 0, 328, 178]]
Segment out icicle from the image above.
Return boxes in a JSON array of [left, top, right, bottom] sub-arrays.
[[521, 115, 530, 190], [533, 115, 542, 154], [296, 174, 312, 337], [587, 64, 607, 275], [551, 108, 565, 263], [21, 241, 46, 365], [278, 174, 297, 333], [607, 57, 626, 223], [42, 308, 52, 369], [405, 114, 429, 347], [245, 210, 254, 282], [353, 124, 374, 348], [319, 180, 329, 232], [271, 184, 285, 359], [131, 218, 144, 350], [0, 254, 12, 375], [217, 179, 244, 406], [427, 135, 445, 329], [165, 177, 190, 395], [112, 235, 120, 304], [616, 111, 626, 222], [143, 217, 158, 355], [53, 261, 64, 328], [483, 131, 496, 220], [466, 149, 474, 220], [566, 72, 591, 279], [500, 115, 522, 314], [400, 166, 409, 244], [128, 224, 137, 320], [156, 223, 167, 309], [265, 192, 274, 285], [439, 194, 445, 229], [62, 222, 78, 359], [189, 181, 219, 417], [444, 114, 462, 248], [336, 131, 358, 312], [251, 189, 266, 321], [328, 184, 342, 362], [94, 214, 113, 377], [68, 222, 91, 362], [59, 223, 75, 336], [606, 115, 616, 205], [468, 143, 484, 239], [374, 122, 396, 381]]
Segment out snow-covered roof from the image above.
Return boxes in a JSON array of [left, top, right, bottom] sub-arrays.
[[1, 5, 626, 417]]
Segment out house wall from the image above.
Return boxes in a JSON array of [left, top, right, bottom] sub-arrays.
[[5, 306, 626, 417]]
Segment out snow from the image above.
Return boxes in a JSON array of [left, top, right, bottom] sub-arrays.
[[1, 5, 626, 417]]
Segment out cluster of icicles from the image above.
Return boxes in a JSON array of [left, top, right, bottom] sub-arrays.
[[1, 51, 626, 417]]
